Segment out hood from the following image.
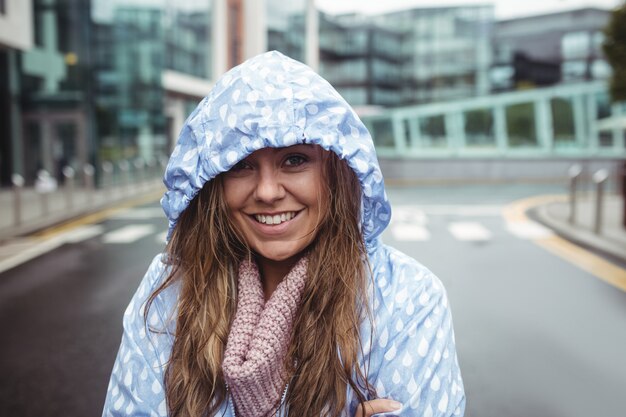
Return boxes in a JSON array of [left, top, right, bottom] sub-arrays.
[[161, 51, 391, 245]]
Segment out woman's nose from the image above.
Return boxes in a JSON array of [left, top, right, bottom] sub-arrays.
[[253, 169, 285, 203]]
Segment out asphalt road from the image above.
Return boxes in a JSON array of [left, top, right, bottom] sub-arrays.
[[0, 183, 624, 417]]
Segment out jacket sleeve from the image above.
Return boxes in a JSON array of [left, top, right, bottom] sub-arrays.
[[364, 248, 466, 416], [102, 254, 174, 417]]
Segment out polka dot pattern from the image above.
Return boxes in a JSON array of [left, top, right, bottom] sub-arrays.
[[102, 51, 465, 417]]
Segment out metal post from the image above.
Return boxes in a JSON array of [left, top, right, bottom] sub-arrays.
[[621, 160, 626, 229], [62, 166, 75, 210], [568, 164, 582, 225], [593, 169, 609, 234], [83, 163, 95, 205], [133, 158, 145, 191], [102, 161, 114, 199], [11, 173, 24, 227], [35, 169, 56, 217], [118, 160, 130, 195], [146, 157, 156, 189]]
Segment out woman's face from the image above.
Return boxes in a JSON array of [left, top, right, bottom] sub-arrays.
[[223, 145, 327, 264]]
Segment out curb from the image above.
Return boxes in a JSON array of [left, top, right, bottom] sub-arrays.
[[528, 203, 626, 267], [0, 185, 165, 241]]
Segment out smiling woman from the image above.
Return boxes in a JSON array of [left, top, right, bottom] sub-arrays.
[[102, 51, 466, 417]]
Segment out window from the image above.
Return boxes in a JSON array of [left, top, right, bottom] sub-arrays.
[[464, 108, 495, 147], [562, 61, 587, 81], [505, 102, 537, 147], [551, 98, 575, 146], [562, 31, 590, 60], [419, 115, 447, 147], [367, 118, 395, 147], [591, 60, 611, 80]]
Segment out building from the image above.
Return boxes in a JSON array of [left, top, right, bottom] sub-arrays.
[[318, 5, 494, 108], [0, 0, 33, 186], [375, 5, 493, 105], [318, 12, 408, 108], [491, 8, 612, 91]]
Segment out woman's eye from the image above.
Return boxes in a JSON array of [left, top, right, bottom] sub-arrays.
[[231, 160, 252, 171], [284, 155, 307, 167]]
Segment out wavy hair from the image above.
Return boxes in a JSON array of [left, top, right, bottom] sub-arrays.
[[146, 149, 373, 416]]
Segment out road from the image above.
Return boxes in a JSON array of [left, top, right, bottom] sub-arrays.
[[0, 183, 625, 417]]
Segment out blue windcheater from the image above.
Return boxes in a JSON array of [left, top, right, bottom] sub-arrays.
[[103, 51, 465, 417]]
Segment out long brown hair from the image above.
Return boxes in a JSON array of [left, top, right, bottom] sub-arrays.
[[146, 149, 373, 416]]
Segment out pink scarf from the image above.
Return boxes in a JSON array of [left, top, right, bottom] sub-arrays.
[[222, 257, 308, 417]]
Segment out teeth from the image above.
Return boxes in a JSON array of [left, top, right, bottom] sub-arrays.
[[254, 212, 296, 225]]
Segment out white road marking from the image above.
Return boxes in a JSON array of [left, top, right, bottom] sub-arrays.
[[0, 225, 105, 274], [155, 231, 167, 244], [64, 225, 105, 243], [391, 224, 431, 241], [0, 238, 66, 274], [448, 221, 492, 241], [394, 205, 503, 217], [392, 207, 428, 224], [109, 207, 164, 220], [506, 221, 555, 239], [102, 225, 156, 244]]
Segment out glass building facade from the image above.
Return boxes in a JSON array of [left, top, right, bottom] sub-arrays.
[[319, 13, 408, 107], [491, 8, 611, 92], [0, 0, 213, 187], [267, 0, 306, 63], [374, 6, 493, 105], [318, 5, 493, 108]]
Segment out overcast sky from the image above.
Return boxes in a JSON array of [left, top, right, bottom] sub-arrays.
[[315, 0, 622, 20]]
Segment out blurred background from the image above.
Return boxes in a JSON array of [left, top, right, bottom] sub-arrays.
[[0, 0, 625, 416]]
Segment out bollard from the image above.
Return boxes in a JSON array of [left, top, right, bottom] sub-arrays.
[[102, 161, 114, 199], [593, 169, 609, 235], [568, 164, 583, 225], [146, 158, 156, 188], [118, 160, 131, 196], [62, 166, 75, 210], [621, 160, 626, 228], [83, 163, 95, 205], [11, 173, 24, 226], [35, 169, 57, 217], [133, 158, 145, 191]]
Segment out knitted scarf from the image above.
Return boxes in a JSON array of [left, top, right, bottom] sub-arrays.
[[222, 257, 308, 417]]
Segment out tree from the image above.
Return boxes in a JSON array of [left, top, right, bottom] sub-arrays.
[[603, 2, 626, 102]]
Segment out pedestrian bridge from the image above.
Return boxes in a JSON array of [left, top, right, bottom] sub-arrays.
[[360, 81, 626, 160]]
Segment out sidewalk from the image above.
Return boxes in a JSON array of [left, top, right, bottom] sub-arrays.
[[0, 179, 165, 273], [530, 192, 626, 265], [0, 179, 164, 240]]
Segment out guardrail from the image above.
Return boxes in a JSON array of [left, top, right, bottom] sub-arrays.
[[1, 158, 167, 239]]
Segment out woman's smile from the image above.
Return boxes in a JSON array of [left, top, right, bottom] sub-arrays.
[[244, 209, 304, 236], [252, 210, 300, 226]]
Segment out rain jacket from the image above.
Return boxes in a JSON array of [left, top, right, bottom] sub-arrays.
[[103, 51, 465, 417]]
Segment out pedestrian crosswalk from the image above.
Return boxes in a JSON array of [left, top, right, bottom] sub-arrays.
[[102, 225, 156, 244], [448, 222, 492, 241], [57, 206, 560, 246], [388, 205, 554, 242], [0, 205, 558, 274]]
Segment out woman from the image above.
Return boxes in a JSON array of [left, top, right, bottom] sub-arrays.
[[103, 51, 465, 417]]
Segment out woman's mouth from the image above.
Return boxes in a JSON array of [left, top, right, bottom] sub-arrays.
[[253, 211, 299, 225]]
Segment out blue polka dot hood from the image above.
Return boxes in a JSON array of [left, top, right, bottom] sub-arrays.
[[161, 50, 391, 245], [103, 51, 465, 417]]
